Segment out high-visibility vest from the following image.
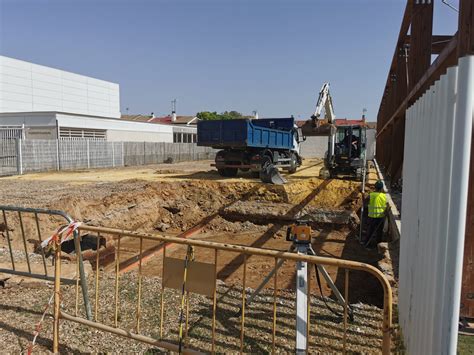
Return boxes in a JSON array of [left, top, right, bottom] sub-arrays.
[[368, 192, 387, 218]]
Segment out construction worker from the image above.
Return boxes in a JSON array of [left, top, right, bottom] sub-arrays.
[[362, 180, 387, 248]]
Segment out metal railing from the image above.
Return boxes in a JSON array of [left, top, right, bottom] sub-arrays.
[[52, 224, 393, 354], [0, 139, 19, 176], [0, 205, 92, 319]]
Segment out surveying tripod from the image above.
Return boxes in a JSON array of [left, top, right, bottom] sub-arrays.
[[237, 221, 353, 353]]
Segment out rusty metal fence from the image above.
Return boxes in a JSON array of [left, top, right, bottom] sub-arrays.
[[51, 224, 393, 354], [0, 205, 92, 319]]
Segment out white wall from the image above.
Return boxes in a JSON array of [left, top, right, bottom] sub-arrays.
[[107, 129, 173, 142], [0, 56, 120, 118], [56, 113, 173, 141], [366, 128, 376, 160], [0, 111, 57, 126], [300, 129, 376, 160], [399, 56, 473, 354], [0, 112, 174, 143], [300, 136, 328, 158]]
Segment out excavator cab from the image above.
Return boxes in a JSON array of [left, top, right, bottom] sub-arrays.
[[336, 125, 364, 159], [323, 123, 367, 180]]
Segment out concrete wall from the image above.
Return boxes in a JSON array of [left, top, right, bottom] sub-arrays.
[[107, 129, 173, 143], [25, 126, 57, 140], [0, 55, 120, 118], [300, 128, 376, 160], [366, 128, 376, 160], [299, 136, 328, 158]]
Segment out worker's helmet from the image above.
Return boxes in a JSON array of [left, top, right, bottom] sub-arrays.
[[375, 180, 384, 191]]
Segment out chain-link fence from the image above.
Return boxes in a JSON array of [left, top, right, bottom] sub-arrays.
[[0, 138, 216, 176]]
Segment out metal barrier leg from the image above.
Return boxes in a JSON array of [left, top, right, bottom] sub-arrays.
[[18, 212, 31, 273], [295, 244, 308, 354], [53, 242, 61, 353], [2, 210, 15, 270], [34, 212, 48, 276], [73, 230, 92, 320]]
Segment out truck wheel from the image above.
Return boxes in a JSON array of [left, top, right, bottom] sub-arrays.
[[221, 168, 238, 177], [287, 153, 298, 174]]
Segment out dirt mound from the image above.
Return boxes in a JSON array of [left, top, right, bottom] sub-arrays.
[[0, 176, 362, 252]]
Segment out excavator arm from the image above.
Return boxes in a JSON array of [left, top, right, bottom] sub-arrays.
[[311, 83, 335, 126], [310, 83, 336, 166]]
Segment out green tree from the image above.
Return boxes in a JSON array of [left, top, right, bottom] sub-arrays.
[[196, 110, 248, 120]]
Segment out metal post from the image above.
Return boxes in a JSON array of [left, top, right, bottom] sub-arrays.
[[73, 230, 93, 320], [112, 142, 115, 167], [56, 138, 60, 171], [121, 141, 125, 167], [16, 138, 23, 175], [295, 244, 308, 354], [359, 149, 367, 241], [53, 241, 61, 353], [86, 140, 90, 169]]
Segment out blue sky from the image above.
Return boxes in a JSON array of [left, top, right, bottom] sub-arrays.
[[0, 0, 459, 120]]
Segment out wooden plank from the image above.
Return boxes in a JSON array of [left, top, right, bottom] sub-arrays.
[[460, 129, 474, 318], [377, 34, 458, 138], [408, 1, 433, 90]]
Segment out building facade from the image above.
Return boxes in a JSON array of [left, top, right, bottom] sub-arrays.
[[0, 55, 195, 143]]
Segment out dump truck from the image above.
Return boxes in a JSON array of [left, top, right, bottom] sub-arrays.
[[197, 117, 305, 184]]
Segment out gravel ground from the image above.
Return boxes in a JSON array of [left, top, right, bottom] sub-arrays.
[[0, 269, 400, 353]]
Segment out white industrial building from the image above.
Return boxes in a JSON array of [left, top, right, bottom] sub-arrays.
[[0, 55, 191, 142]]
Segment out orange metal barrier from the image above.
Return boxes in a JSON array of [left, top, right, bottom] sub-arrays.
[[52, 224, 393, 354]]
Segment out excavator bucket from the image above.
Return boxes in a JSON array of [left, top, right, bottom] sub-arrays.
[[260, 163, 287, 185], [319, 167, 331, 179]]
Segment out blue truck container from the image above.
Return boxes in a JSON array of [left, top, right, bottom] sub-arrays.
[[197, 118, 304, 178], [197, 118, 295, 149]]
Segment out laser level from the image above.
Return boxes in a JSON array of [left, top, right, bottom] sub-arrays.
[[236, 220, 354, 353], [286, 221, 312, 244]]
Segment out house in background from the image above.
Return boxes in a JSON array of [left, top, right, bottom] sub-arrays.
[[120, 114, 198, 143]]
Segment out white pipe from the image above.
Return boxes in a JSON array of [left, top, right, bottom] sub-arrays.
[[444, 55, 474, 355]]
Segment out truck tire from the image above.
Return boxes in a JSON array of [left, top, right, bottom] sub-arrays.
[[218, 167, 238, 177], [287, 152, 298, 174]]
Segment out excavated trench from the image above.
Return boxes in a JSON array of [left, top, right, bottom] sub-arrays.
[[0, 176, 386, 306]]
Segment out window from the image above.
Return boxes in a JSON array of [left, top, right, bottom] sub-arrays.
[[59, 127, 106, 139], [173, 131, 196, 143]]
